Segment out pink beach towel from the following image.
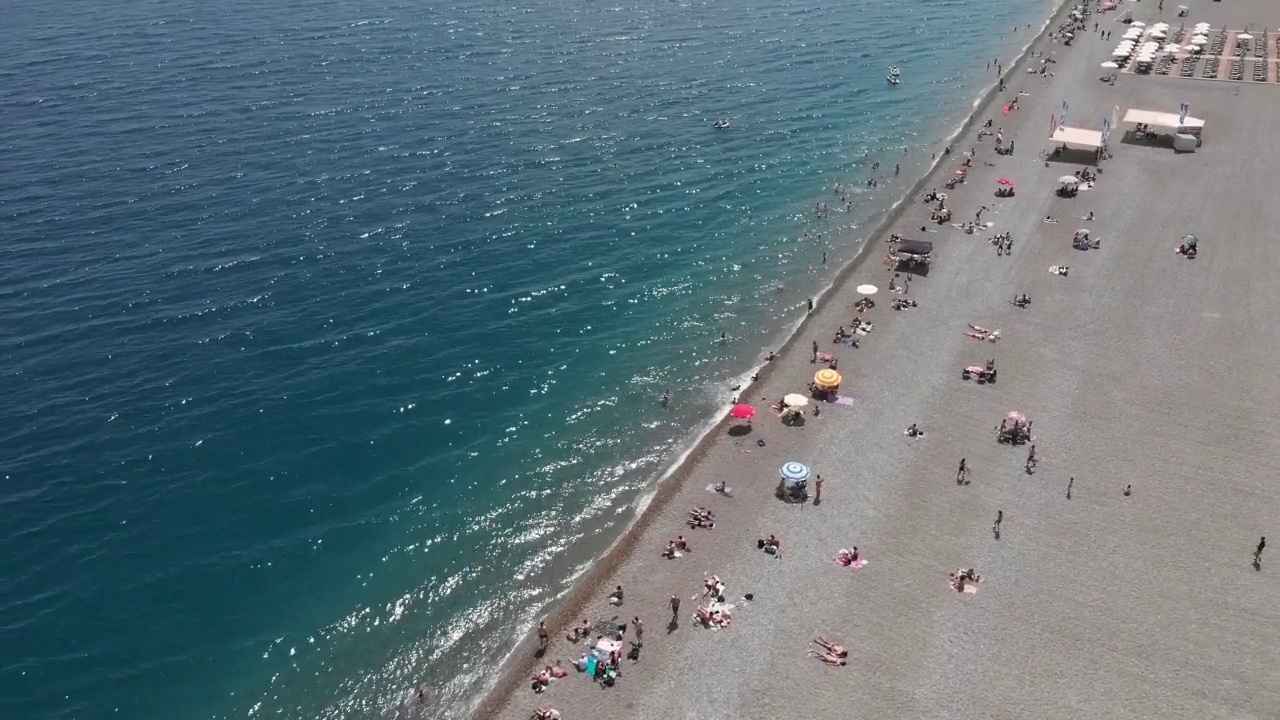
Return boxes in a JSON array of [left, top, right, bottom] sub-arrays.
[[833, 394, 856, 406]]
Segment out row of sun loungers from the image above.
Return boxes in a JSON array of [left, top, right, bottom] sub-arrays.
[[1179, 55, 1198, 78]]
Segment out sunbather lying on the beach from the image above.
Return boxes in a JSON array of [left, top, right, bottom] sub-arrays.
[[809, 650, 847, 666], [694, 605, 732, 628], [965, 323, 1001, 342], [1049, 265, 1070, 276], [904, 423, 924, 437], [1043, 215, 1059, 223], [530, 707, 561, 720], [813, 637, 848, 658], [687, 510, 716, 529], [892, 298, 917, 310]]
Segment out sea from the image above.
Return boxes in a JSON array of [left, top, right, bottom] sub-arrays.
[[0, 0, 1054, 718]]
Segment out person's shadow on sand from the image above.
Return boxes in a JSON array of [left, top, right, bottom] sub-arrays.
[[1254, 559, 1263, 572], [666, 618, 679, 634]]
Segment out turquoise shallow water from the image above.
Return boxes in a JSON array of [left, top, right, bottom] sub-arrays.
[[0, 0, 1049, 717]]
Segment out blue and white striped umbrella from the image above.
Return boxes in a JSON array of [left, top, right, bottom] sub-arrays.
[[779, 461, 811, 483]]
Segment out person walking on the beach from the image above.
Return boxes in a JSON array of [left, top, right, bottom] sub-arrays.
[[633, 616, 644, 642], [1255, 537, 1266, 565], [538, 620, 549, 650], [669, 594, 681, 620], [895, 163, 900, 176], [1025, 445, 1037, 472], [993, 510, 1003, 537], [811, 340, 819, 362], [814, 474, 824, 504], [1067, 476, 1074, 499], [957, 458, 968, 483], [807, 297, 814, 314]]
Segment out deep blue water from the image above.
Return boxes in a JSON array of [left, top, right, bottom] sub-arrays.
[[0, 0, 1049, 717]]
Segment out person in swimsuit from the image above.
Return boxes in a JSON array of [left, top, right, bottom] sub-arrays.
[[814, 637, 848, 658], [809, 650, 847, 666]]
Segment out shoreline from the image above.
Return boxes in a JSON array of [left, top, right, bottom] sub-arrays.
[[465, 1, 1071, 717]]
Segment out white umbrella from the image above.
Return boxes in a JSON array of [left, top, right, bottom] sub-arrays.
[[1163, 43, 1181, 52], [1057, 176, 1081, 185], [1131, 21, 1146, 27], [1237, 33, 1254, 41], [1190, 36, 1208, 45], [1151, 30, 1167, 39], [1113, 48, 1131, 57], [856, 284, 878, 295], [782, 393, 810, 408], [1100, 61, 1120, 68], [1152, 22, 1169, 30], [1123, 30, 1143, 39], [1189, 44, 1203, 53]]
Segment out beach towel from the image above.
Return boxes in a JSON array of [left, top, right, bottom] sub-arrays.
[[833, 394, 856, 407], [585, 656, 597, 675]]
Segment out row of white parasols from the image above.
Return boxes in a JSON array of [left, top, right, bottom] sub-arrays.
[[1105, 21, 1251, 67]]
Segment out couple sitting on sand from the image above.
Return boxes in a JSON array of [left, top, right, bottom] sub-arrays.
[[694, 604, 732, 628], [757, 534, 782, 557], [950, 568, 981, 592], [662, 535, 691, 559], [530, 707, 561, 720], [834, 547, 866, 568]]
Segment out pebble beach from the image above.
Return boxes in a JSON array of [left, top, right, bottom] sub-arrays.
[[475, 1, 1280, 718]]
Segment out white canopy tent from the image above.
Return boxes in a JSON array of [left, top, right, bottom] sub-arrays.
[[1051, 126, 1104, 149], [1121, 109, 1206, 130]]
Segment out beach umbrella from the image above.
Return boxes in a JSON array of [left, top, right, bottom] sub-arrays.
[[730, 403, 756, 420], [813, 368, 842, 388], [1058, 176, 1081, 185], [780, 461, 811, 483], [1131, 21, 1145, 27], [1112, 48, 1131, 57], [1237, 33, 1254, 41], [1006, 410, 1027, 423], [996, 177, 1014, 187], [856, 284, 879, 295], [1182, 234, 1198, 246], [783, 393, 810, 408], [1163, 43, 1181, 52], [1189, 44, 1203, 53], [1190, 36, 1208, 45], [1100, 61, 1119, 69], [1151, 30, 1167, 39]]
